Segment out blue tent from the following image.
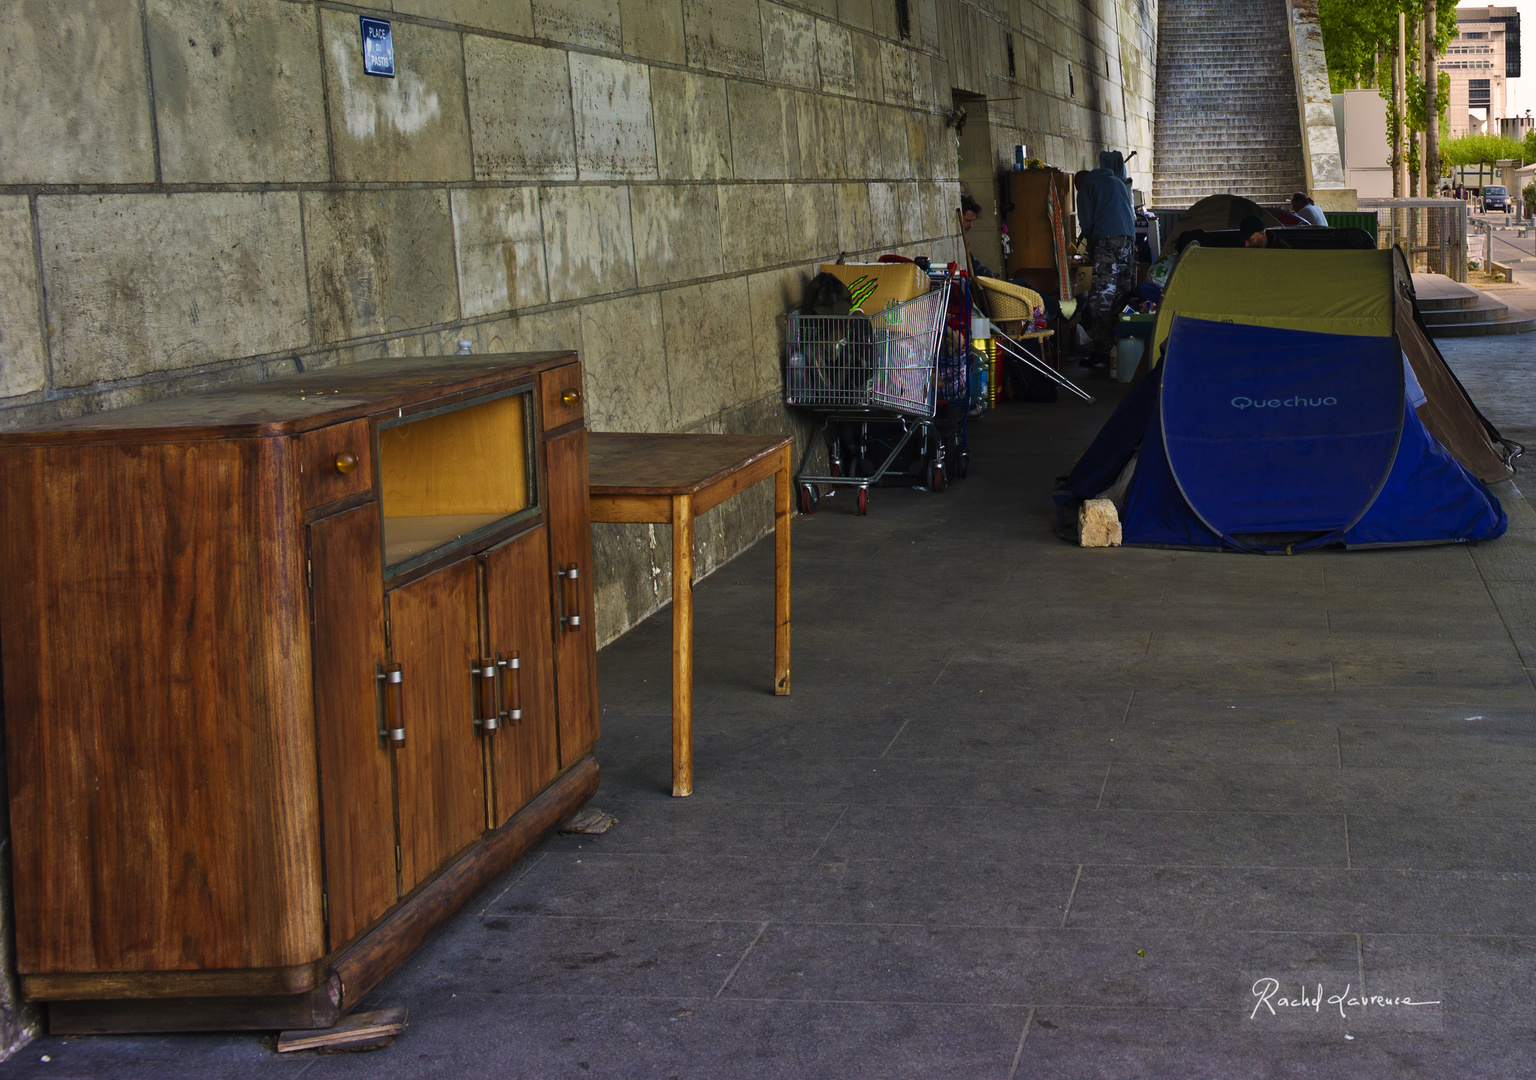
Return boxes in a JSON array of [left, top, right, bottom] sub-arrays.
[[1056, 316, 1506, 551]]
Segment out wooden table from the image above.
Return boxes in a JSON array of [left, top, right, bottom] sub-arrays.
[[587, 433, 794, 796]]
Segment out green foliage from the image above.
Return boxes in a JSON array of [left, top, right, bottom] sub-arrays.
[[1440, 133, 1526, 167], [1525, 129, 1536, 164], [1525, 183, 1536, 214]]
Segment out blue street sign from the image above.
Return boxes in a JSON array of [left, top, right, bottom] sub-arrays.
[[360, 17, 395, 78]]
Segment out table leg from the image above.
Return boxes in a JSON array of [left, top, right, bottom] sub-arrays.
[[671, 493, 694, 797], [774, 449, 791, 695]]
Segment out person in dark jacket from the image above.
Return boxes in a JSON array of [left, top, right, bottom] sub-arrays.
[[1074, 151, 1137, 367]]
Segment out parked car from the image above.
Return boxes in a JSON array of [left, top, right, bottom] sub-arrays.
[[1483, 185, 1510, 211]]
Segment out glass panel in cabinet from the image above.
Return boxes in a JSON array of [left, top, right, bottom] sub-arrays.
[[377, 387, 538, 573]]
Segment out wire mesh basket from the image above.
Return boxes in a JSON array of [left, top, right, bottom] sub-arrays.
[[785, 285, 950, 417]]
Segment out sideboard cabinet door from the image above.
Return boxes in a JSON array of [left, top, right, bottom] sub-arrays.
[[386, 560, 486, 894], [545, 429, 600, 767], [480, 528, 558, 825], [308, 504, 396, 949]]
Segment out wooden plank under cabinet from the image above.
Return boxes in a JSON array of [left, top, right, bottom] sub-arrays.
[[388, 559, 487, 894], [308, 504, 395, 950], [545, 428, 600, 768], [481, 528, 559, 825]]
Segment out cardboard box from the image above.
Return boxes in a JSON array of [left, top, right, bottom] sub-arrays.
[[818, 262, 929, 314]]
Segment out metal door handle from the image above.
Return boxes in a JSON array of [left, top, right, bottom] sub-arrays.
[[377, 663, 405, 745], [558, 564, 582, 631], [473, 657, 499, 732], [497, 653, 522, 725]]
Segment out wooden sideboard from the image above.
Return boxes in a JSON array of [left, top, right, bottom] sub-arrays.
[[0, 354, 600, 1033]]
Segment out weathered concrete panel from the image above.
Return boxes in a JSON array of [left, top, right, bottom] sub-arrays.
[[450, 187, 548, 319], [651, 69, 732, 181], [906, 112, 929, 178], [728, 81, 789, 181], [391, 0, 531, 34], [540, 185, 637, 302], [718, 184, 789, 273], [880, 41, 914, 107], [763, 4, 819, 90], [303, 189, 458, 343], [795, 92, 844, 180], [571, 54, 657, 180], [146, 0, 327, 184], [878, 107, 909, 177], [895, 180, 920, 244], [322, 11, 470, 182], [579, 293, 671, 432], [868, 181, 899, 247], [621, 0, 684, 62], [837, 183, 872, 252], [630, 184, 722, 287], [682, 0, 763, 78], [40, 193, 309, 386], [785, 183, 838, 261], [838, 0, 874, 32], [815, 20, 855, 96], [842, 101, 882, 179], [0, 0, 155, 183], [661, 277, 751, 426], [0, 199, 46, 399], [533, 0, 620, 49], [745, 265, 803, 398], [850, 31, 883, 101], [465, 36, 575, 181]]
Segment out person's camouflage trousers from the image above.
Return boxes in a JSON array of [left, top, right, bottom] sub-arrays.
[[1088, 235, 1137, 359]]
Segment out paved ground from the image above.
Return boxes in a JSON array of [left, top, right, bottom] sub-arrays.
[[4, 333, 1536, 1078]]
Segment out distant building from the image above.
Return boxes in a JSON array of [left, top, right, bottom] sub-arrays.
[[1500, 115, 1533, 140], [1440, 5, 1521, 136]]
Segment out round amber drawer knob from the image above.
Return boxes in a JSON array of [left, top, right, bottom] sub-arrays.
[[334, 451, 359, 474], [560, 388, 581, 406]]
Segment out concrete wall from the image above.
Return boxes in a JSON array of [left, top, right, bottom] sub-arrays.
[[1283, 0, 1356, 210]]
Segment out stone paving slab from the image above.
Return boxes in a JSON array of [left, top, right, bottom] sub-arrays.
[[4, 349, 1536, 1076]]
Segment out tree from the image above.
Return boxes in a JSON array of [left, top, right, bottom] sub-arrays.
[[1525, 128, 1536, 165], [1441, 132, 1525, 189]]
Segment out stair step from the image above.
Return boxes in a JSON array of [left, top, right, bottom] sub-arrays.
[[1420, 297, 1513, 323], [1426, 314, 1536, 336]]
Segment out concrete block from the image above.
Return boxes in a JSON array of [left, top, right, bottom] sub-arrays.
[[146, 0, 327, 184], [815, 20, 855, 96], [40, 193, 308, 386], [450, 187, 548, 319], [763, 4, 819, 90], [540, 185, 638, 302], [390, 0, 532, 34], [868, 181, 898, 248], [838, 0, 874, 31], [571, 54, 657, 180], [728, 81, 789, 180], [878, 107, 909, 176], [303, 189, 457, 343], [851, 31, 884, 100], [795, 92, 845, 180], [918, 180, 944, 241], [651, 69, 732, 181], [842, 101, 882, 179], [0, 199, 46, 399], [930, 55, 952, 111], [533, 0, 620, 49], [620, 0, 684, 62], [895, 181, 920, 244], [322, 10, 470, 182], [778, 89, 803, 179], [915, 0, 938, 49], [718, 184, 789, 273], [785, 183, 839, 262], [629, 184, 723, 286], [480, 307, 581, 353], [880, 41, 913, 107], [837, 183, 872, 253], [661, 277, 752, 425], [906, 112, 929, 178], [466, 36, 575, 181], [745, 266, 803, 399], [1079, 499, 1122, 547], [579, 293, 672, 432], [0, 0, 155, 184], [682, 0, 764, 78]]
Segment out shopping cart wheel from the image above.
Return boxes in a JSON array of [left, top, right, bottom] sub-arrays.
[[957, 451, 970, 479], [799, 484, 820, 515], [856, 488, 868, 516], [930, 461, 947, 493]]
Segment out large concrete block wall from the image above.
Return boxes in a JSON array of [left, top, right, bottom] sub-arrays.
[[0, 0, 1156, 657]]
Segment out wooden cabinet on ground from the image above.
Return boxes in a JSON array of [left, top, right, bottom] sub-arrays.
[[1003, 167, 1075, 295], [0, 354, 600, 1033]]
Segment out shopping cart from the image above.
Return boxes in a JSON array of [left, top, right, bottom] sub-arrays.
[[786, 275, 962, 515]]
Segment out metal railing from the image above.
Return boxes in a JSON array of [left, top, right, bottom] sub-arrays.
[[1357, 198, 1469, 282]]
